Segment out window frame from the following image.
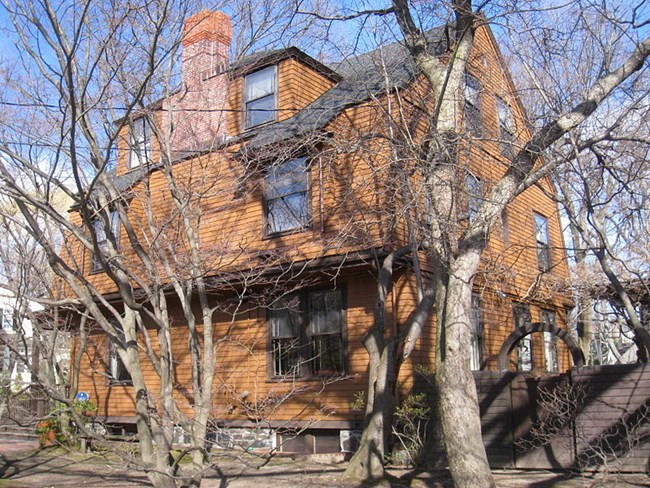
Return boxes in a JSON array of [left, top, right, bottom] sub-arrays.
[[244, 65, 278, 129], [534, 212, 552, 272], [263, 157, 311, 237], [90, 210, 120, 273], [470, 293, 484, 371], [541, 309, 559, 372], [0, 308, 12, 330], [267, 288, 347, 380], [128, 117, 152, 169], [496, 96, 515, 157], [513, 303, 533, 372], [463, 72, 482, 136]]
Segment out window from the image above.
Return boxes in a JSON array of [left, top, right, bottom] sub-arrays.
[[470, 294, 483, 371], [264, 158, 310, 235], [269, 289, 345, 378], [269, 295, 301, 377], [541, 309, 559, 372], [91, 211, 119, 272], [463, 72, 482, 136], [465, 174, 482, 222], [0, 308, 12, 330], [129, 117, 152, 168], [513, 304, 532, 371], [15, 342, 27, 375], [108, 337, 132, 384], [534, 213, 552, 271], [244, 65, 277, 128], [496, 96, 515, 157]]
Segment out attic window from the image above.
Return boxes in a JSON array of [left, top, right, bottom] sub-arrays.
[[244, 65, 277, 128], [463, 72, 482, 136], [129, 117, 152, 168]]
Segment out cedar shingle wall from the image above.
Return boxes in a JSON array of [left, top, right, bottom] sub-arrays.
[[71, 24, 572, 422]]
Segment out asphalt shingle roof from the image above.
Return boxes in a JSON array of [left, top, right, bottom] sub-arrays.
[[111, 26, 449, 191], [245, 25, 448, 149]]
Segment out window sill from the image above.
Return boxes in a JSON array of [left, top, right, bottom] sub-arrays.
[[243, 118, 277, 133], [266, 373, 348, 383], [263, 224, 312, 240]]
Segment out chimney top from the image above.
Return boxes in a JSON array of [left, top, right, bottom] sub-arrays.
[[182, 10, 232, 47]]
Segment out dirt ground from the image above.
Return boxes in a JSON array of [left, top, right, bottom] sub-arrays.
[[1, 437, 649, 487]]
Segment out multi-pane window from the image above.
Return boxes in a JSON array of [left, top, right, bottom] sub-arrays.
[[244, 65, 277, 128], [463, 72, 482, 136], [269, 295, 302, 377], [269, 289, 345, 379], [470, 294, 483, 371], [513, 303, 532, 372], [129, 117, 152, 168], [496, 96, 515, 157], [91, 211, 119, 272], [541, 309, 559, 372], [264, 158, 310, 235], [309, 290, 344, 375], [534, 213, 552, 271]]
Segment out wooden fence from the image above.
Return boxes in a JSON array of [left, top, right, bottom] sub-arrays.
[[420, 364, 650, 472]]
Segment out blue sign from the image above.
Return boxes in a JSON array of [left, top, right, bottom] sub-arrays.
[[75, 391, 89, 402]]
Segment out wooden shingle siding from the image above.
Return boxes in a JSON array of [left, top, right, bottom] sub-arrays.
[[70, 23, 573, 426]]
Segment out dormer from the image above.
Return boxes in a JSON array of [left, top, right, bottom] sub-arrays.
[[227, 48, 341, 136]]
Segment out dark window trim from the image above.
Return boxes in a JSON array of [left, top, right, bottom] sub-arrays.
[[512, 302, 533, 372], [266, 286, 347, 381], [540, 308, 559, 372], [463, 72, 482, 136], [496, 96, 515, 157], [470, 293, 484, 371], [464, 173, 482, 222], [244, 65, 278, 130], [262, 157, 312, 238], [533, 212, 552, 272]]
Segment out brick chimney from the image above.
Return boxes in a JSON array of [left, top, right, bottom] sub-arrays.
[[164, 10, 231, 152], [181, 10, 232, 87]]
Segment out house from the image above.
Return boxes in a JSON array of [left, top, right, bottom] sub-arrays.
[[0, 286, 34, 390], [70, 11, 573, 453]]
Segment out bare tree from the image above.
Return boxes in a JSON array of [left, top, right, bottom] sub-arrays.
[[509, 2, 650, 363], [0, 1, 331, 487], [288, 1, 650, 485]]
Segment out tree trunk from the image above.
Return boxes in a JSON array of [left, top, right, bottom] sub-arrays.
[[344, 340, 395, 480], [436, 263, 495, 488]]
